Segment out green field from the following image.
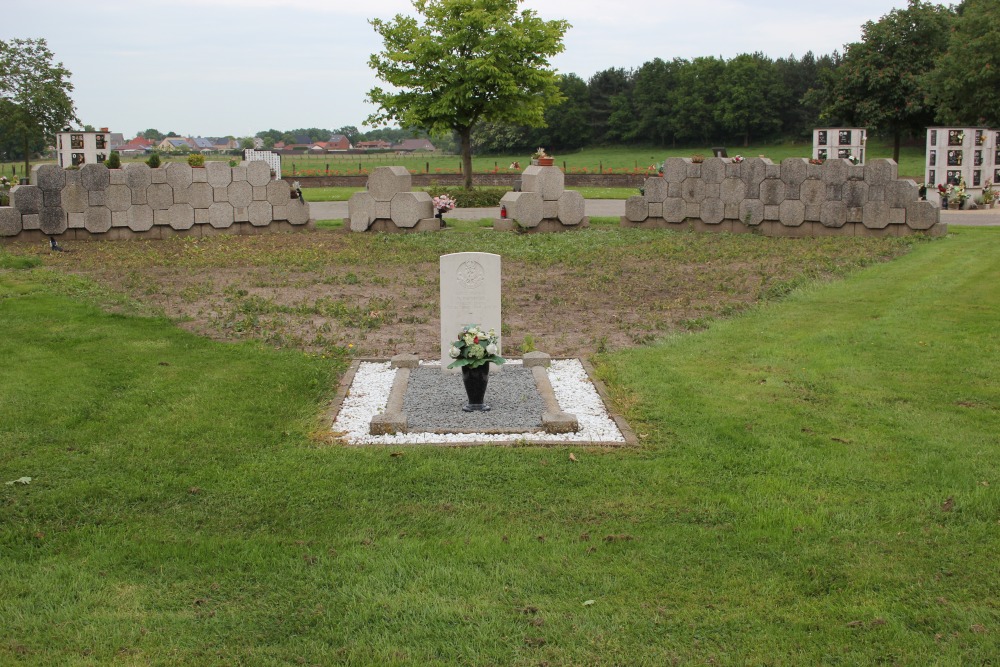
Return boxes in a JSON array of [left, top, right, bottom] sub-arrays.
[[2, 140, 927, 183], [1, 223, 997, 664]]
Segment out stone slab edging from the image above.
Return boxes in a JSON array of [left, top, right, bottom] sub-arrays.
[[326, 356, 636, 447]]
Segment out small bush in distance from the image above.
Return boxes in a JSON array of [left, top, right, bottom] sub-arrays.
[[187, 153, 206, 168], [146, 152, 161, 168], [105, 151, 121, 169]]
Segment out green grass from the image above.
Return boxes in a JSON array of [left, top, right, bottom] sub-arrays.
[[1, 228, 998, 664]]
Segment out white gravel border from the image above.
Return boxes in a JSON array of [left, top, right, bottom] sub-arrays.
[[332, 359, 626, 445]]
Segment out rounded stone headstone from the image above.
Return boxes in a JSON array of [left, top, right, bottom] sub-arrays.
[[905, 200, 939, 230], [208, 202, 235, 228], [288, 200, 310, 226], [245, 160, 272, 187], [266, 180, 291, 205], [624, 195, 649, 222], [700, 197, 725, 225], [124, 162, 152, 190], [0, 208, 23, 237], [738, 199, 764, 226], [886, 180, 919, 208], [80, 163, 110, 191], [85, 207, 112, 233], [778, 199, 805, 227], [864, 159, 897, 185], [206, 161, 233, 187], [679, 177, 706, 202], [843, 181, 869, 208], [643, 177, 669, 203], [368, 166, 411, 201], [662, 158, 688, 183], [780, 158, 809, 187], [862, 201, 891, 229], [759, 178, 786, 206], [35, 164, 66, 191], [168, 203, 195, 230], [179, 182, 213, 209], [147, 183, 174, 210], [503, 190, 543, 227], [799, 179, 826, 206], [38, 206, 67, 235], [700, 157, 727, 184], [348, 191, 375, 232], [720, 177, 747, 205], [821, 159, 849, 185], [521, 166, 565, 202], [61, 183, 88, 213], [820, 201, 847, 228], [106, 184, 131, 212], [11, 185, 43, 214], [248, 201, 272, 226], [227, 181, 252, 208], [390, 191, 433, 228], [558, 190, 585, 226], [128, 205, 154, 232], [662, 197, 686, 223], [165, 162, 193, 189]]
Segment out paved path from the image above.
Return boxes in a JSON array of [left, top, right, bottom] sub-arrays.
[[307, 200, 1000, 226]]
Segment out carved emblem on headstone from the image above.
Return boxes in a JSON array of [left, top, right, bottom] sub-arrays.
[[456, 260, 485, 289]]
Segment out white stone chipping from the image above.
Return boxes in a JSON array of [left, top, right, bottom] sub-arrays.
[[332, 359, 626, 445]]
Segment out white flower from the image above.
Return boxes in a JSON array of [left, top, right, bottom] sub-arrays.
[[486, 343, 498, 356], [449, 345, 461, 358], [463, 333, 474, 345]]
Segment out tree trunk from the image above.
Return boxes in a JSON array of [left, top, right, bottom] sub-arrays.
[[460, 127, 473, 190], [893, 130, 901, 164]]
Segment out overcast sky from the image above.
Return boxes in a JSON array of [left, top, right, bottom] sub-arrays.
[[4, 0, 912, 139]]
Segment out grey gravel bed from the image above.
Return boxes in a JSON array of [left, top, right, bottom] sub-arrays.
[[402, 366, 545, 432]]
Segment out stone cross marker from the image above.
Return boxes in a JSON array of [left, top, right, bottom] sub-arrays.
[[439, 252, 502, 370]]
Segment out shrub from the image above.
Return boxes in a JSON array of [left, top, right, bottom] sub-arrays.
[[187, 153, 206, 168], [105, 151, 121, 169], [146, 152, 161, 168], [419, 186, 508, 207]]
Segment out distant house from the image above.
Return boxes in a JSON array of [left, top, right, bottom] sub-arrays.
[[326, 134, 352, 151], [109, 133, 126, 150], [393, 138, 436, 152], [158, 137, 193, 151], [189, 137, 216, 152], [117, 136, 155, 155], [208, 137, 238, 151], [357, 140, 392, 150]]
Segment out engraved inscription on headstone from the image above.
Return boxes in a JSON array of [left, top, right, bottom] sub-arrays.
[[439, 252, 501, 370]]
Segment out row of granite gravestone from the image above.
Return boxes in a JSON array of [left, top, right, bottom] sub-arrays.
[[0, 161, 311, 241], [623, 157, 944, 236], [348, 165, 587, 233]]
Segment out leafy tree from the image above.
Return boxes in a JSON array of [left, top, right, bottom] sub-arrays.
[[367, 0, 570, 189], [924, 0, 1000, 126], [335, 126, 361, 144], [669, 57, 725, 145], [239, 137, 256, 150], [141, 128, 164, 141], [587, 68, 633, 144], [166, 131, 179, 137], [537, 73, 591, 151], [715, 52, 783, 146], [632, 58, 680, 146], [0, 38, 77, 174], [824, 0, 954, 161]]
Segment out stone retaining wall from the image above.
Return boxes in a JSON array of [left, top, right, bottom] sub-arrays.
[[0, 162, 312, 244], [293, 173, 648, 188], [622, 157, 944, 237]]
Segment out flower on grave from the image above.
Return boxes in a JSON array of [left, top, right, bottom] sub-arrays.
[[447, 324, 506, 369], [532, 147, 549, 159], [432, 194, 456, 214], [847, 155, 860, 165], [732, 155, 745, 163]]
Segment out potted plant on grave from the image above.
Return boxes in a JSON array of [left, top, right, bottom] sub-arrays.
[[937, 183, 952, 208], [982, 181, 996, 209], [447, 324, 506, 412], [532, 147, 554, 167]]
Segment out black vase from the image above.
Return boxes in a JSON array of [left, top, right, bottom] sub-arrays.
[[461, 363, 491, 412]]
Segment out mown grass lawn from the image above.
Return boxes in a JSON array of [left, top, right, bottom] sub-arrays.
[[1, 227, 997, 665]]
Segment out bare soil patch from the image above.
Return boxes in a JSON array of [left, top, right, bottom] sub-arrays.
[[27, 227, 913, 359]]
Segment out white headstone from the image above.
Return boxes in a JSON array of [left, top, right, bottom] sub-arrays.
[[440, 252, 502, 370]]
